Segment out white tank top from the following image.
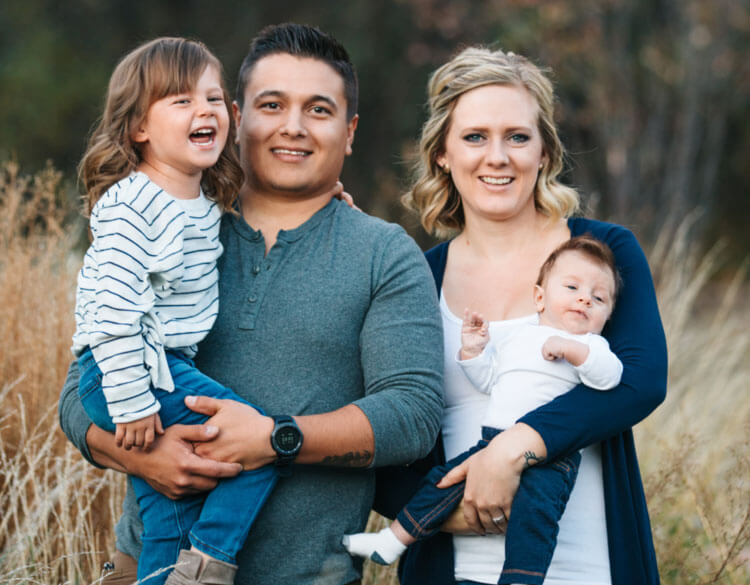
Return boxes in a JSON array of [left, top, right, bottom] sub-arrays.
[[439, 295, 612, 585]]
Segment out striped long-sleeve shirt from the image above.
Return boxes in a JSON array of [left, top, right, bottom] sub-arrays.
[[72, 172, 223, 423]]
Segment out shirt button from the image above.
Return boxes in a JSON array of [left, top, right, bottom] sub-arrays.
[[252, 265, 260, 275], [247, 295, 257, 303]]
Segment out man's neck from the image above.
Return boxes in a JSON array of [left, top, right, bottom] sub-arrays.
[[239, 187, 333, 253]]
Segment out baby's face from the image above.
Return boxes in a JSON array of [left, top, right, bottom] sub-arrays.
[[534, 251, 616, 335]]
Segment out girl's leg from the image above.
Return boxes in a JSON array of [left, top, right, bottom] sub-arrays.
[[160, 352, 278, 564], [130, 477, 203, 585]]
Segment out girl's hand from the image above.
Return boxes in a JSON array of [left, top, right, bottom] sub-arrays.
[[460, 309, 489, 360], [437, 423, 546, 534], [115, 413, 164, 450]]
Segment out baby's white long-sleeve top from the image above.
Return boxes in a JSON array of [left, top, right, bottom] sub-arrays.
[[71, 172, 222, 423], [458, 322, 623, 431]]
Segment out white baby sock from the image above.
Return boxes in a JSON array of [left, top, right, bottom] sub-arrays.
[[342, 527, 407, 565]]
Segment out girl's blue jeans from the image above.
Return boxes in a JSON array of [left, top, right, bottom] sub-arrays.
[[78, 347, 278, 585], [396, 427, 581, 585]]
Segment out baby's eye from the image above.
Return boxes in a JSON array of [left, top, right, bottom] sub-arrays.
[[565, 284, 577, 290]]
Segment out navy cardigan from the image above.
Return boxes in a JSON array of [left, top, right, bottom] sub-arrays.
[[374, 217, 666, 585]]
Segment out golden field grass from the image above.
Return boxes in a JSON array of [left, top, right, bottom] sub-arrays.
[[0, 163, 747, 584]]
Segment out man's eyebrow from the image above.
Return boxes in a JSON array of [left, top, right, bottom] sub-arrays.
[[307, 94, 338, 111], [252, 90, 286, 104]]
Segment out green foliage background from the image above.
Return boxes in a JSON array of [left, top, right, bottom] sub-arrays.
[[0, 0, 747, 256]]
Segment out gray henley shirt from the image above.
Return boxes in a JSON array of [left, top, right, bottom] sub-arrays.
[[59, 199, 444, 585]]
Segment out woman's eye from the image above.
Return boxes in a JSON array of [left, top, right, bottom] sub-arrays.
[[463, 133, 484, 143], [509, 133, 530, 144]]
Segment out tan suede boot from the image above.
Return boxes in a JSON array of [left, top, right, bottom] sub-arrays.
[[163, 549, 238, 585]]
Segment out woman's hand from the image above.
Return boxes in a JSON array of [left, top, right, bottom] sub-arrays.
[[186, 396, 276, 470], [437, 423, 546, 534], [442, 499, 506, 535], [327, 180, 360, 211]]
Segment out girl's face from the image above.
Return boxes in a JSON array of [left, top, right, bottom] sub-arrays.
[[437, 84, 545, 226], [133, 65, 229, 191]]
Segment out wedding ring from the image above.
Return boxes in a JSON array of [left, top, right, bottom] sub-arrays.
[[491, 512, 506, 525]]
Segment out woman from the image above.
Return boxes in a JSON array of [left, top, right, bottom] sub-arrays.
[[374, 47, 666, 585]]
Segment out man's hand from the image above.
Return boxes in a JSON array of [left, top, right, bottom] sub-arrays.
[[460, 309, 489, 360], [186, 396, 276, 470], [87, 423, 242, 499], [115, 413, 163, 450]]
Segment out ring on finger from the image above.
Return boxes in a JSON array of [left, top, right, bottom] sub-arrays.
[[491, 512, 506, 525]]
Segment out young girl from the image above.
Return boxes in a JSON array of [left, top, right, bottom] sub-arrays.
[[71, 37, 277, 585]]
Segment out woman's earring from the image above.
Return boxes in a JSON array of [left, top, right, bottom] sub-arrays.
[[442, 164, 451, 174], [538, 162, 544, 170]]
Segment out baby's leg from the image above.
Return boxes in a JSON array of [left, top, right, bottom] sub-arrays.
[[342, 521, 411, 565], [498, 452, 581, 585], [344, 441, 484, 565]]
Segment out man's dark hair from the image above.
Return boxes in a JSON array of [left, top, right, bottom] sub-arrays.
[[235, 22, 358, 120]]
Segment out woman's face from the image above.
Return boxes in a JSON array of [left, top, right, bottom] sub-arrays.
[[437, 84, 545, 225]]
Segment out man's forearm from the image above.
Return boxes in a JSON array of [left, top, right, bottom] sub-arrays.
[[86, 424, 128, 472], [296, 404, 374, 467]]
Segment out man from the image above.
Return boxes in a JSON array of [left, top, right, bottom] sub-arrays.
[[59, 23, 443, 585]]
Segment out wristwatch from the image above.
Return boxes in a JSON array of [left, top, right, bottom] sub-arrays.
[[270, 415, 303, 474]]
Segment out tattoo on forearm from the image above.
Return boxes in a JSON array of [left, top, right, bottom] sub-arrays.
[[321, 450, 373, 467], [523, 451, 545, 469]]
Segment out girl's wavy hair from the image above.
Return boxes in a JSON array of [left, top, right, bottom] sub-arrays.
[[402, 47, 579, 238], [78, 37, 243, 215]]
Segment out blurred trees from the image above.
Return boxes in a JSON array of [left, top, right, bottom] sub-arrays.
[[0, 0, 747, 257]]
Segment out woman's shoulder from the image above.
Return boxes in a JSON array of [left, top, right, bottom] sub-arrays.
[[568, 216, 643, 257]]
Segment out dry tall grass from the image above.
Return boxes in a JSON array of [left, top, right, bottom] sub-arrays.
[[0, 164, 746, 584], [0, 162, 125, 583]]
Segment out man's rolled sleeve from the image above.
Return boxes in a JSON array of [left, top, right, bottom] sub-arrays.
[[354, 228, 444, 468], [58, 360, 102, 468]]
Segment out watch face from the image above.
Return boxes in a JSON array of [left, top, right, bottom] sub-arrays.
[[275, 425, 301, 454]]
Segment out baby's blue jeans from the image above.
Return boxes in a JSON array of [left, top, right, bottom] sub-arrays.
[[396, 426, 581, 585], [78, 347, 278, 585]]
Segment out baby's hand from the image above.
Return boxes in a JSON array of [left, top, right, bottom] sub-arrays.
[[115, 413, 164, 450], [460, 309, 489, 360], [542, 335, 567, 361], [542, 336, 589, 366]]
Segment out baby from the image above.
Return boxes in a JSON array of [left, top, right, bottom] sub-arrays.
[[344, 235, 623, 585]]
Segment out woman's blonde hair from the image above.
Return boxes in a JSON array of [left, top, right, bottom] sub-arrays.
[[79, 37, 243, 215], [403, 47, 579, 237]]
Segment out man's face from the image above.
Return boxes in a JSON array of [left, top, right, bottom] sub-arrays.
[[233, 53, 358, 199]]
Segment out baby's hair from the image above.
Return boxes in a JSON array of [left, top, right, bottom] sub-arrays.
[[536, 236, 623, 300], [78, 37, 243, 215]]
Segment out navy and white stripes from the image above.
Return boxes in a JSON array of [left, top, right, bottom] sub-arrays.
[[72, 172, 223, 423]]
